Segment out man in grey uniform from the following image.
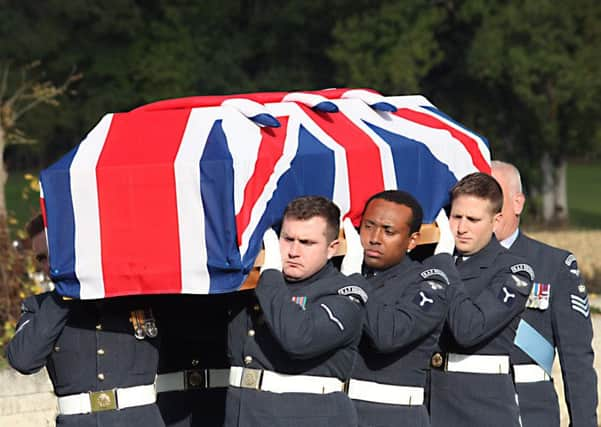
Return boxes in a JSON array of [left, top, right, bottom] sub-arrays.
[[492, 160, 597, 427], [346, 190, 450, 427], [428, 172, 533, 427], [224, 196, 367, 427]]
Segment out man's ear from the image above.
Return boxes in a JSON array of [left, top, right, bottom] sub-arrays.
[[492, 212, 503, 233], [513, 192, 525, 216], [327, 239, 340, 260], [407, 231, 420, 253]]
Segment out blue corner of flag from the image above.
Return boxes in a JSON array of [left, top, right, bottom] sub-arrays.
[[250, 113, 281, 128], [313, 101, 339, 113]]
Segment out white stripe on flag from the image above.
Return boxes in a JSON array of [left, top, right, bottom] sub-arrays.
[[221, 107, 264, 216], [267, 102, 351, 216], [173, 108, 220, 294], [334, 99, 398, 190], [412, 104, 491, 170], [70, 114, 113, 299], [375, 106, 481, 180]]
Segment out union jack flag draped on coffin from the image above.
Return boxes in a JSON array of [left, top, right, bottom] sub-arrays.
[[39, 88, 491, 299]]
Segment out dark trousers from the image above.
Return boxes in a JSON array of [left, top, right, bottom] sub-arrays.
[[157, 389, 227, 427], [224, 386, 358, 427], [56, 403, 165, 427], [354, 399, 430, 427], [516, 381, 560, 427], [429, 370, 520, 427]]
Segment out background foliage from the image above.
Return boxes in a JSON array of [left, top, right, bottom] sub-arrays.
[[0, 0, 600, 366]]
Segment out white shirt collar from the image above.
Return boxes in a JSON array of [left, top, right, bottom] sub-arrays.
[[500, 228, 520, 249]]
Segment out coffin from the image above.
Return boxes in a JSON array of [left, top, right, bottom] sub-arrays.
[[39, 88, 490, 299]]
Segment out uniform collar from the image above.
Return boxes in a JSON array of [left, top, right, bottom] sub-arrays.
[[500, 228, 520, 249], [456, 235, 504, 274], [364, 255, 414, 281], [286, 261, 337, 288]]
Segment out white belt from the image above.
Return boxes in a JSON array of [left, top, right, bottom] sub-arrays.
[[446, 353, 510, 375], [156, 369, 230, 393], [57, 384, 156, 415], [513, 364, 551, 383], [347, 379, 424, 406], [229, 366, 344, 394]]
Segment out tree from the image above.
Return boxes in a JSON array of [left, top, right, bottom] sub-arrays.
[[0, 62, 80, 237], [328, 1, 448, 94], [464, 0, 601, 224]]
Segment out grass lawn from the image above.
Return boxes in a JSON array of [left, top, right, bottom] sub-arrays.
[[567, 162, 601, 228], [4, 162, 601, 235]]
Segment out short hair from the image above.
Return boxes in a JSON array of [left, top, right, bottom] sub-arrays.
[[451, 172, 503, 214], [283, 196, 340, 242], [491, 160, 523, 194], [25, 213, 45, 238], [363, 190, 423, 234]]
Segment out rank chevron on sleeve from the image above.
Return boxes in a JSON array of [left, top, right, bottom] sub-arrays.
[[570, 294, 590, 317]]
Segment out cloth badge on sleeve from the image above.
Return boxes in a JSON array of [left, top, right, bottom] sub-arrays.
[[498, 286, 516, 306], [428, 281, 445, 291], [565, 254, 576, 267], [565, 254, 580, 276], [413, 291, 435, 311], [337, 285, 368, 304], [420, 268, 450, 285], [291, 296, 307, 310], [510, 264, 535, 281], [526, 282, 551, 310], [570, 294, 590, 318]]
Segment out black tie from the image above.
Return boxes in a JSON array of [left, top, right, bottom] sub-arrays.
[[455, 256, 463, 266]]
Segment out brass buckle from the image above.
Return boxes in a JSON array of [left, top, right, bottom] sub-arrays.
[[240, 368, 263, 390], [185, 369, 207, 390], [89, 389, 117, 412]]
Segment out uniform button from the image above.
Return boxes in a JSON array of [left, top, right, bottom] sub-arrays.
[[253, 304, 261, 312], [97, 349, 105, 355], [53, 346, 60, 352], [191, 359, 199, 367], [431, 353, 444, 368], [97, 373, 105, 381], [95, 324, 102, 331], [244, 355, 253, 365], [248, 329, 255, 337]]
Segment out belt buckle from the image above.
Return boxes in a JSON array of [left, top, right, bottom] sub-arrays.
[[185, 369, 207, 390], [240, 368, 263, 390], [89, 389, 117, 412]]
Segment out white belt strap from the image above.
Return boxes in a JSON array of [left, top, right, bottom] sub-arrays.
[[347, 379, 424, 406], [156, 369, 230, 393], [57, 384, 156, 415], [446, 353, 510, 375], [229, 366, 344, 394], [513, 364, 551, 383]]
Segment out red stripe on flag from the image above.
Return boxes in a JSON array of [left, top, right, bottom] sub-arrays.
[[394, 108, 490, 173], [96, 110, 191, 296], [302, 106, 384, 226], [40, 197, 48, 228], [235, 117, 289, 245]]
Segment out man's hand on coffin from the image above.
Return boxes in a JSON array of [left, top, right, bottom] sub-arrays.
[[340, 218, 363, 275], [260, 228, 283, 273], [434, 208, 454, 255]]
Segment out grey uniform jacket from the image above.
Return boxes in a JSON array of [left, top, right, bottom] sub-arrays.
[[7, 292, 163, 427], [429, 237, 533, 427], [225, 262, 367, 427], [509, 231, 597, 427]]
